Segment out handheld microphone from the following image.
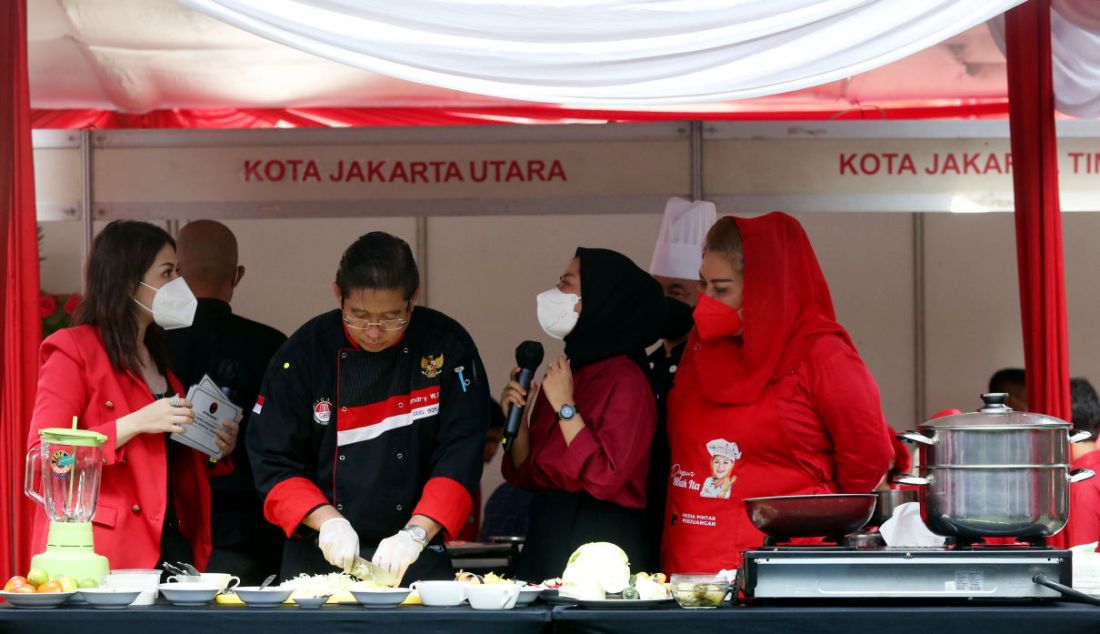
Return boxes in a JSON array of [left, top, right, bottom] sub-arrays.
[[503, 340, 545, 450]]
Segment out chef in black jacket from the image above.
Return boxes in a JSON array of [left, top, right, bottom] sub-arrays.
[[248, 231, 489, 583], [167, 220, 287, 583]]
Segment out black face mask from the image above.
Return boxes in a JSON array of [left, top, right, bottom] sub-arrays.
[[660, 297, 695, 341]]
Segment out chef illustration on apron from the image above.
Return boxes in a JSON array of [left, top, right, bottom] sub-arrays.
[[663, 366, 832, 574]]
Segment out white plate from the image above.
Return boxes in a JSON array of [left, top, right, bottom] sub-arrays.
[[0, 590, 76, 609], [573, 597, 675, 610], [77, 588, 141, 609]]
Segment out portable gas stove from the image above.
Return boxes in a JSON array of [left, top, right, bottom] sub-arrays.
[[738, 537, 1072, 600]]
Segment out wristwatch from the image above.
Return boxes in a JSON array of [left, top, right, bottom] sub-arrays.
[[401, 525, 429, 547], [558, 403, 578, 421]]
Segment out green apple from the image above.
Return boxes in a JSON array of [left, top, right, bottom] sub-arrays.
[[77, 578, 99, 589], [57, 576, 78, 593], [26, 568, 49, 587]]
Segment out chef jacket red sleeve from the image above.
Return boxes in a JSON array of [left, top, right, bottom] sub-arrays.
[[805, 335, 893, 493], [247, 342, 330, 537], [411, 345, 490, 539]]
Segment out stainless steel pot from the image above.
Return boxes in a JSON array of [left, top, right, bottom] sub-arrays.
[[868, 488, 918, 527], [896, 393, 1095, 539]]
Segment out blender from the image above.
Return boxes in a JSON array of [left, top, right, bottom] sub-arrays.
[[24, 427, 110, 581]]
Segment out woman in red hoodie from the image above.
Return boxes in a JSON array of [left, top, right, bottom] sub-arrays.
[[662, 213, 893, 574]]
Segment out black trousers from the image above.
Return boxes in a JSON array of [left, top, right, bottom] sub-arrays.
[[514, 490, 650, 583]]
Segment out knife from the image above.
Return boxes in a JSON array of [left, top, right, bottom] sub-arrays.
[[349, 556, 400, 588]]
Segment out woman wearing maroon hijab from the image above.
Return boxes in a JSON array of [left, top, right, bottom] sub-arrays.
[[501, 248, 665, 580], [661, 213, 893, 574]]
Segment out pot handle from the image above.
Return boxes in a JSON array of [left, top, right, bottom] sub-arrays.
[[897, 431, 935, 446], [893, 474, 933, 486], [1069, 430, 1092, 444], [1068, 468, 1095, 483]]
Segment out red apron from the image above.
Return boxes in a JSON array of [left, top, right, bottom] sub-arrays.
[[661, 354, 834, 574]]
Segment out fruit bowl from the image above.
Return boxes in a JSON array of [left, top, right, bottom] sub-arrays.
[[0, 590, 76, 609]]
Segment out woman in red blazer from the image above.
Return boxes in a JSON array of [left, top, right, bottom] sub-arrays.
[[28, 220, 238, 571]]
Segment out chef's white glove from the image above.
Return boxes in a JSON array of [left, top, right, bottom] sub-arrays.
[[318, 517, 360, 571], [372, 529, 424, 580]]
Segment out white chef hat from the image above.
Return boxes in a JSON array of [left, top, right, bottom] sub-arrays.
[[649, 197, 718, 280], [706, 438, 742, 462]]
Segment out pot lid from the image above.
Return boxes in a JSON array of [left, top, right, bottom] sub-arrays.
[[919, 393, 1072, 429]]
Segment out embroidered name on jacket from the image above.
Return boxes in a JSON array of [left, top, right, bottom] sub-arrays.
[[336, 386, 440, 446]]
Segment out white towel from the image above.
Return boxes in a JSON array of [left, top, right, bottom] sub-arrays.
[[879, 502, 947, 548]]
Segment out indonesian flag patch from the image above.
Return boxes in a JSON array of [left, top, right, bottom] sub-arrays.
[[252, 395, 264, 415]]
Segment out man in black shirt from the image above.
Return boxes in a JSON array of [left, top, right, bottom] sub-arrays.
[[167, 220, 287, 583]]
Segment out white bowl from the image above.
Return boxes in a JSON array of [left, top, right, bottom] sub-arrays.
[[104, 569, 162, 606], [292, 595, 329, 609], [234, 586, 293, 607], [350, 587, 411, 608], [158, 583, 220, 606], [0, 590, 76, 609], [166, 573, 240, 593], [516, 586, 541, 606], [77, 588, 141, 609], [409, 580, 465, 607], [465, 584, 519, 610]]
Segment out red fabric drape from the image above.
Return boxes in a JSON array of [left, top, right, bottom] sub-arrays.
[[28, 101, 1013, 130], [1004, 0, 1070, 423], [1, 0, 41, 577]]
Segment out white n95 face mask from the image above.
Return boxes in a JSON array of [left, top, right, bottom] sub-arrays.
[[537, 288, 580, 340], [134, 277, 198, 330]]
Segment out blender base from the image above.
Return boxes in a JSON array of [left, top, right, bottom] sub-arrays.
[[33, 521, 109, 583]]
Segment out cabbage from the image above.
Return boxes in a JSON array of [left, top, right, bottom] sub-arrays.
[[561, 542, 631, 600]]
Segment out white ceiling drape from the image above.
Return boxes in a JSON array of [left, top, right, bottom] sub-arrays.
[[988, 0, 1100, 118], [177, 0, 1025, 106]]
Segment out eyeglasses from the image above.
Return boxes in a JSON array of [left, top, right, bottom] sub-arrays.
[[342, 315, 409, 332], [341, 300, 411, 332]]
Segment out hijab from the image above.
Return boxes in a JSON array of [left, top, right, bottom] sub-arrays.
[[688, 212, 854, 404], [564, 247, 665, 370]]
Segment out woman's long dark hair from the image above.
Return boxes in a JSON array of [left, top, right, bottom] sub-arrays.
[[72, 220, 175, 377]]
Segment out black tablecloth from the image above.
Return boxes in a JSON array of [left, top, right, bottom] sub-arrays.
[[0, 604, 551, 634], [551, 601, 1100, 634], [5, 600, 1100, 634]]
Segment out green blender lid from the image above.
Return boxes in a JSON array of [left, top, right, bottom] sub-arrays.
[[38, 428, 107, 446]]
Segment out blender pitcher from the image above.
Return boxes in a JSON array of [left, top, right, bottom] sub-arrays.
[[25, 427, 110, 581], [26, 428, 106, 521]]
